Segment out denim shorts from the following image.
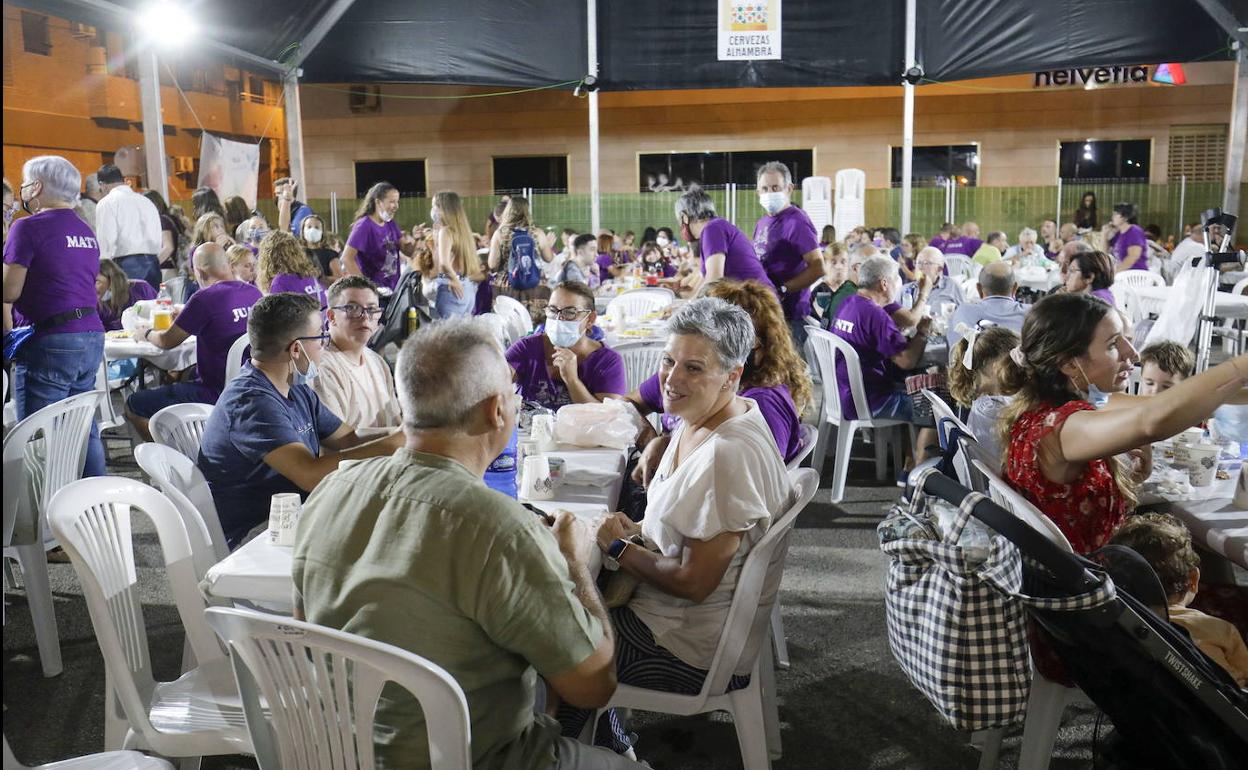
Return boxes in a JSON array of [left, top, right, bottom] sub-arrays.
[[871, 390, 915, 422]]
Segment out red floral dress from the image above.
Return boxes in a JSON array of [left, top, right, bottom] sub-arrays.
[[1005, 400, 1129, 554]]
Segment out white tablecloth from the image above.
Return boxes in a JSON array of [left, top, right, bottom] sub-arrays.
[[1016, 265, 1062, 292], [604, 321, 668, 348], [1133, 285, 1248, 320], [104, 336, 197, 371], [1139, 460, 1248, 570]]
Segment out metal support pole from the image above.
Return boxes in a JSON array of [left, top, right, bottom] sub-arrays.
[[1177, 174, 1187, 239], [1055, 177, 1062, 229], [284, 70, 306, 195], [1224, 44, 1247, 222], [587, 0, 601, 234], [330, 191, 338, 233], [136, 47, 168, 199], [900, 0, 917, 235]]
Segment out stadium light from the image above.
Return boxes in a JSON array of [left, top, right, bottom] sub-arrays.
[[138, 2, 196, 47]]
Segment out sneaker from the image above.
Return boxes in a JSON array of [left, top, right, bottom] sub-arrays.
[[896, 468, 910, 488]]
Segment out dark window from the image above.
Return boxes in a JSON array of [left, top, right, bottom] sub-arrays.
[[1059, 139, 1151, 180], [354, 160, 427, 198], [638, 150, 813, 192], [493, 156, 568, 194], [890, 145, 979, 187], [21, 12, 52, 56]]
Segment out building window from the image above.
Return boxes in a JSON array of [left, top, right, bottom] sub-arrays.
[[493, 156, 568, 194], [21, 12, 52, 56], [890, 145, 979, 187], [638, 149, 813, 192], [1059, 139, 1150, 180], [354, 160, 427, 199]]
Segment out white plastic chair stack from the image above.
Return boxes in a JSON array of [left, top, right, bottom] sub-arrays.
[[944, 255, 975, 281], [800, 176, 833, 235], [223, 334, 251, 383], [205, 606, 473, 770], [148, 403, 214, 463], [592, 468, 820, 769], [606, 289, 672, 321], [805, 329, 909, 502], [493, 295, 533, 342], [3, 734, 173, 770], [47, 477, 250, 760], [614, 341, 666, 394], [832, 169, 866, 239], [2, 389, 102, 678]]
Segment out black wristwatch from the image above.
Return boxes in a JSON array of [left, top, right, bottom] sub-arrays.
[[604, 538, 631, 571]]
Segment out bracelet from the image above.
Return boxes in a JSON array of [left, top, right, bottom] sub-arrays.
[[141, 327, 151, 341]]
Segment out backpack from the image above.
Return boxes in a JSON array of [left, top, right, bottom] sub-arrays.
[[506, 228, 542, 290], [369, 269, 432, 353]]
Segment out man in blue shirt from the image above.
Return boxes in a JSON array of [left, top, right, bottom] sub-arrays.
[[198, 292, 403, 547], [947, 261, 1029, 351]]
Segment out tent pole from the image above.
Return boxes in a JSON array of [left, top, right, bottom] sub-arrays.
[[587, 0, 601, 234], [1224, 44, 1246, 222], [136, 46, 168, 200], [284, 70, 307, 197], [900, 0, 916, 234]]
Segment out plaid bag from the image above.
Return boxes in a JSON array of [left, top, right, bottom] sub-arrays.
[[879, 467, 1117, 730]]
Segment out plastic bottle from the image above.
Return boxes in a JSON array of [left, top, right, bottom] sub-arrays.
[[155, 283, 172, 309], [483, 426, 519, 498], [405, 307, 419, 338]]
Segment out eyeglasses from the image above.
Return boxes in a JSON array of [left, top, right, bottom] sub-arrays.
[[330, 303, 383, 320], [293, 333, 329, 345], [545, 305, 591, 322]]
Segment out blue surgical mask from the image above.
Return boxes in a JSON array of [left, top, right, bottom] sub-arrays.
[[1075, 362, 1110, 409], [293, 342, 319, 386], [546, 319, 582, 348], [758, 191, 787, 215]]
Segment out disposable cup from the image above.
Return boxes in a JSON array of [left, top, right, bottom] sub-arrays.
[[520, 455, 554, 501], [531, 414, 558, 451], [268, 492, 302, 547], [1186, 443, 1219, 487]]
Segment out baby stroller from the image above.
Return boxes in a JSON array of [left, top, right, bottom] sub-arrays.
[[891, 467, 1248, 769]]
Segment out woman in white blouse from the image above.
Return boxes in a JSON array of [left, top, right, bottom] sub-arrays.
[[557, 297, 794, 753]]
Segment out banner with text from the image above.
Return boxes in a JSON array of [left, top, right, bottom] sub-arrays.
[[197, 133, 260, 210], [718, 0, 781, 61]]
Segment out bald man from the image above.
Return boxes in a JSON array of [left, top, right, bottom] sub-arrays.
[[947, 260, 1029, 350], [126, 242, 264, 439]]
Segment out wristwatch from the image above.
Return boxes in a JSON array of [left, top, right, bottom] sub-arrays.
[[603, 534, 644, 571]]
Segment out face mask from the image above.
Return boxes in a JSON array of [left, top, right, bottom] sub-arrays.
[[545, 318, 582, 348], [250, 229, 268, 243], [656, 236, 670, 247], [379, 209, 394, 223], [293, 341, 319, 386], [873, 238, 884, 247], [759, 191, 787, 215], [430, 207, 441, 226], [20, 182, 39, 215], [101, 289, 113, 302], [1075, 362, 1110, 409], [304, 227, 323, 244]]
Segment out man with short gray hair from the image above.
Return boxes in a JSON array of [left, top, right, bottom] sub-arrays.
[[947, 260, 1029, 349], [293, 317, 639, 770], [753, 161, 824, 345]]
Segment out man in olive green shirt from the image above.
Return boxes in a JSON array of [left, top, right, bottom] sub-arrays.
[[293, 318, 643, 770]]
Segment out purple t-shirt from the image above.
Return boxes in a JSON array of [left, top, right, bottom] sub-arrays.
[[506, 334, 627, 410], [346, 216, 402, 291], [3, 208, 105, 338], [929, 236, 946, 251], [1091, 287, 1116, 306], [173, 280, 263, 397], [637, 374, 801, 462], [830, 294, 909, 420], [699, 218, 774, 289], [939, 236, 983, 257], [753, 205, 820, 319], [98, 279, 157, 331], [1109, 225, 1148, 270], [596, 252, 616, 284], [269, 273, 328, 309]]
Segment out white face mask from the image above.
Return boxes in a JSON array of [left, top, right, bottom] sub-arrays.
[[304, 227, 323, 244], [656, 236, 670, 247], [759, 191, 788, 215], [546, 318, 582, 348], [378, 209, 394, 223]]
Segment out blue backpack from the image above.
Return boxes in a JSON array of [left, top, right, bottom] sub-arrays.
[[506, 228, 542, 290]]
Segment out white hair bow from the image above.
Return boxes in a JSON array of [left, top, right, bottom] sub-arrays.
[[955, 320, 997, 369]]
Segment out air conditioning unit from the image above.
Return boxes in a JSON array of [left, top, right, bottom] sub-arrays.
[[70, 22, 96, 39], [172, 156, 195, 173], [348, 85, 381, 113]]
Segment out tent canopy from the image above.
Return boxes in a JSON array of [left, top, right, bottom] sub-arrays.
[[11, 0, 1242, 88]]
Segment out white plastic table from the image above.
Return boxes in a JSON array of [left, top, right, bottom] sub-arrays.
[[1139, 460, 1248, 571], [104, 335, 197, 371], [1015, 265, 1062, 293]]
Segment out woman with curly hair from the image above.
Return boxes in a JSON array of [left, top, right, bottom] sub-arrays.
[[627, 278, 813, 471], [257, 229, 327, 309], [947, 324, 1019, 463]]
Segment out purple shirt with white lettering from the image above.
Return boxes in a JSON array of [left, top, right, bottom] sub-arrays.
[[3, 208, 105, 337], [938, 236, 983, 258], [698, 217, 774, 289], [269, 273, 328, 309], [1109, 225, 1149, 270], [346, 216, 402, 291], [173, 280, 262, 397], [638, 374, 801, 462], [753, 205, 820, 319], [506, 334, 626, 411], [830, 294, 909, 420]]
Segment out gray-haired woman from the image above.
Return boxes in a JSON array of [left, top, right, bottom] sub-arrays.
[[675, 186, 775, 290], [2, 155, 106, 476], [557, 297, 795, 751]]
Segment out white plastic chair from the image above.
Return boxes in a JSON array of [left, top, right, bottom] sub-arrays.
[[832, 169, 865, 238], [493, 295, 534, 343], [47, 477, 250, 760], [944, 254, 975, 281], [133, 443, 228, 572], [95, 358, 128, 433], [614, 341, 666, 394], [223, 334, 251, 383], [205, 606, 472, 770], [2, 390, 102, 677], [593, 468, 819, 768], [805, 329, 909, 502], [785, 424, 818, 472], [3, 735, 173, 770], [954, 433, 1000, 494], [973, 459, 1074, 552], [149, 403, 214, 462], [769, 430, 820, 671], [606, 289, 672, 321], [800, 176, 832, 234], [476, 311, 513, 349], [1113, 270, 1166, 293]]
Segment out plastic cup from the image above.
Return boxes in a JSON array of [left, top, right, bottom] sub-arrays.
[[1186, 444, 1219, 487], [268, 492, 302, 546], [531, 413, 557, 451], [152, 309, 172, 331], [520, 455, 554, 501]]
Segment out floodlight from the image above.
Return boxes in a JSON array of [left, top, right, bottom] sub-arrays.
[[138, 1, 196, 47]]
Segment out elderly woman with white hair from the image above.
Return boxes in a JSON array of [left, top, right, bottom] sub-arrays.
[[558, 297, 795, 752], [1004, 227, 1047, 267], [2, 155, 107, 476]]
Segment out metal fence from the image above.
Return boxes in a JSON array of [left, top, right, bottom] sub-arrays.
[[254, 180, 1245, 244]]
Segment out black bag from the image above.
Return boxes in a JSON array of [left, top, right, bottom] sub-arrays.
[[369, 270, 431, 352]]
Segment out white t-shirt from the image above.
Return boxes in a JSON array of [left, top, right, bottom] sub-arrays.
[[969, 394, 1010, 466], [1167, 237, 1206, 282], [543, 248, 570, 286], [629, 401, 794, 673], [313, 341, 401, 432]]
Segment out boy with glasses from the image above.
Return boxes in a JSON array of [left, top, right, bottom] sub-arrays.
[[313, 275, 401, 433]]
